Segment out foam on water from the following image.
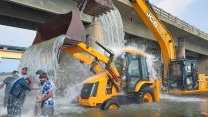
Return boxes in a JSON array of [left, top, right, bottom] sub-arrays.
[[63, 82, 83, 102], [161, 94, 207, 102]]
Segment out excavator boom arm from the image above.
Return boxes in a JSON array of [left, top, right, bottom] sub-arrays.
[[129, 0, 176, 78]]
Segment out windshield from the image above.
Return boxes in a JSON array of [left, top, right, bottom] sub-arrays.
[[114, 52, 148, 79], [114, 53, 128, 76], [169, 62, 182, 77]]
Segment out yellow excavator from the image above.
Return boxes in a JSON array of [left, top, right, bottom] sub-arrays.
[[32, 6, 160, 110], [77, 0, 208, 95], [126, 0, 208, 94]]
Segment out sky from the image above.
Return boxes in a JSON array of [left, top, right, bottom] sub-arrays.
[[0, 0, 208, 72]]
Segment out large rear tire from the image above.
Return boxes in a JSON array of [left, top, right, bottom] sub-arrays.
[[100, 99, 120, 110], [135, 86, 155, 104]]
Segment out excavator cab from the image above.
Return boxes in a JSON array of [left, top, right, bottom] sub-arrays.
[[168, 60, 198, 90]]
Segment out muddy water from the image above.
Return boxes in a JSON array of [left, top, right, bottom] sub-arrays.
[[52, 94, 208, 117], [1, 93, 208, 117], [3, 90, 207, 117]]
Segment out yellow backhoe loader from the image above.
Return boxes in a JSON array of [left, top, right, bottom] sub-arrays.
[[32, 10, 160, 110], [77, 0, 208, 95]]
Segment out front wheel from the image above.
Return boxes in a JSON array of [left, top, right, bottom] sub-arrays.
[[100, 99, 120, 110], [135, 86, 155, 104]]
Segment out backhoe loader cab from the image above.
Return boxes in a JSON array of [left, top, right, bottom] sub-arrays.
[[114, 51, 150, 93], [168, 60, 199, 91]]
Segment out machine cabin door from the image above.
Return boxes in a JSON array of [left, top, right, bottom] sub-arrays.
[[168, 60, 183, 89], [183, 60, 198, 90], [168, 60, 198, 90], [126, 54, 149, 93], [114, 52, 149, 93]]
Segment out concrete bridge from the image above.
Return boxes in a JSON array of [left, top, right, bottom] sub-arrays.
[[0, 0, 208, 74]]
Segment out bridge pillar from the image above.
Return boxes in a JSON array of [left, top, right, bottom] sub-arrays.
[[178, 37, 186, 59], [86, 17, 104, 50], [195, 56, 208, 75]]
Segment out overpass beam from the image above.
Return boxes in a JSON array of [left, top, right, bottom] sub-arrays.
[[7, 0, 93, 23], [0, 50, 22, 62]]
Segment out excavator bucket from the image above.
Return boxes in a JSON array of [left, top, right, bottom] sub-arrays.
[[32, 10, 86, 45], [76, 0, 114, 17]]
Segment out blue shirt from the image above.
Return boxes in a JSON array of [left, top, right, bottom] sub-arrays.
[[42, 80, 54, 107], [10, 77, 31, 99]]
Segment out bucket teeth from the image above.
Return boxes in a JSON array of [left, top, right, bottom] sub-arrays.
[[76, 0, 114, 17]]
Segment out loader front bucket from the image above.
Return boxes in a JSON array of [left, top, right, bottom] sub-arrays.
[[77, 0, 113, 17], [32, 10, 86, 45]]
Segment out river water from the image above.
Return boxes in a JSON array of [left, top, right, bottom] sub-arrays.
[[53, 93, 208, 117], [1, 87, 208, 117]]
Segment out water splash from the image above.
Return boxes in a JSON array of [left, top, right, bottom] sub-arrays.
[[99, 6, 125, 48], [77, 0, 88, 18], [161, 94, 207, 102], [18, 35, 65, 79], [146, 54, 158, 81], [17, 34, 93, 116], [111, 45, 158, 81]]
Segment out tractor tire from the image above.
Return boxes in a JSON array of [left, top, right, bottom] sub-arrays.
[[135, 86, 155, 104], [100, 99, 120, 110]]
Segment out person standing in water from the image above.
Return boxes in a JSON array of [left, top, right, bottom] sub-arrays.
[[7, 75, 33, 117], [33, 70, 45, 117], [36, 73, 54, 117], [0, 70, 19, 107], [21, 67, 28, 77]]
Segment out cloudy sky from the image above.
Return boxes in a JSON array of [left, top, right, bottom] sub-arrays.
[[0, 0, 208, 72], [150, 0, 208, 33]]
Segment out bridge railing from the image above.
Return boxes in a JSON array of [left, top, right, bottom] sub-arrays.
[[152, 4, 208, 39], [0, 45, 27, 52]]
